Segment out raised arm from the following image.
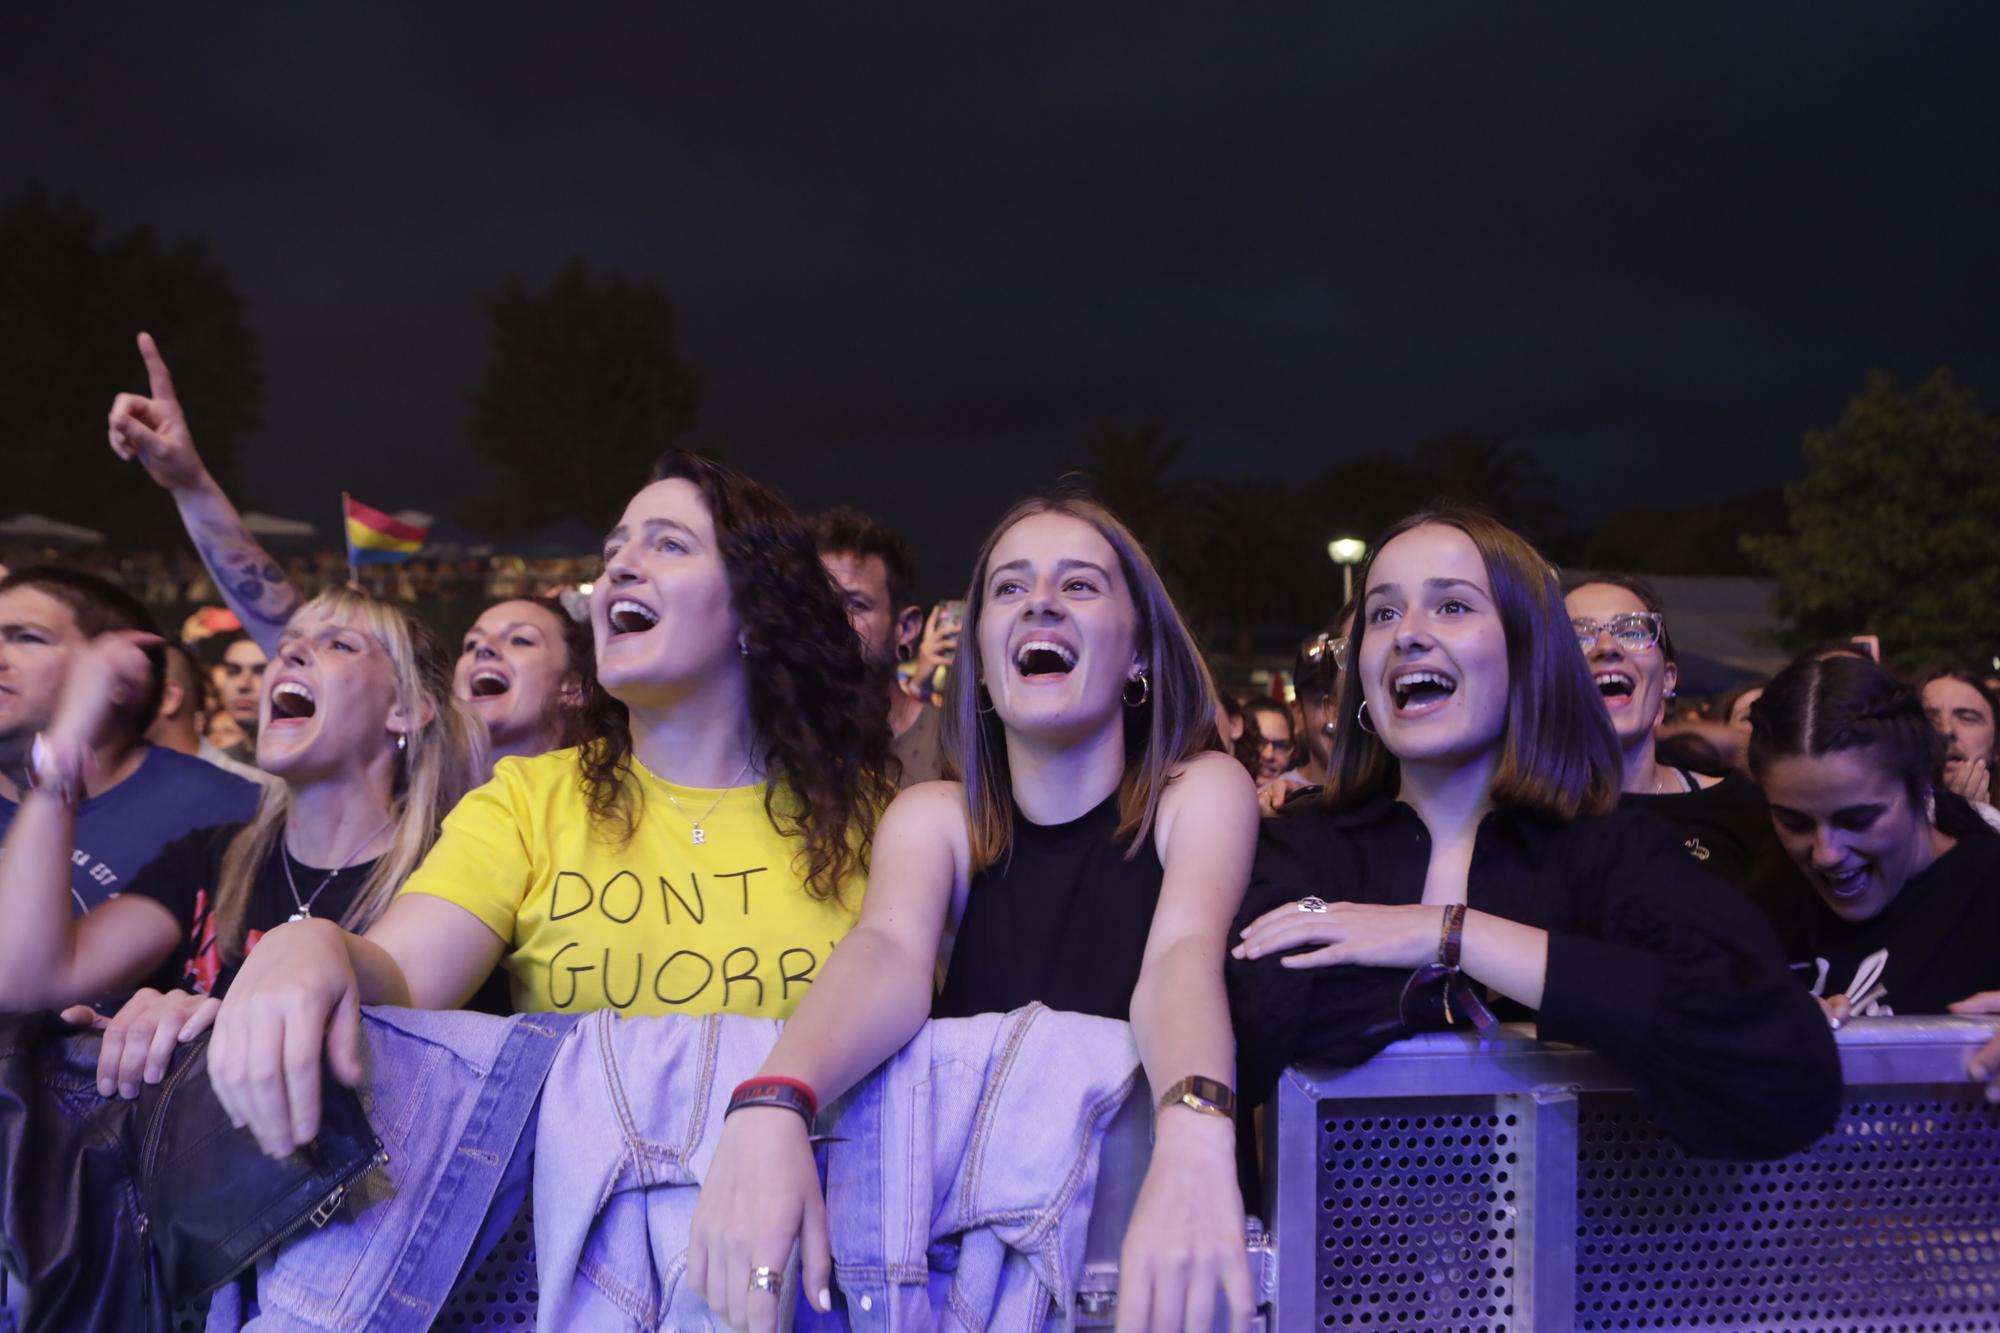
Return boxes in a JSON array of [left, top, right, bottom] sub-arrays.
[[0, 632, 182, 1010], [1118, 750, 1260, 1333], [689, 781, 963, 1330], [108, 332, 301, 655]]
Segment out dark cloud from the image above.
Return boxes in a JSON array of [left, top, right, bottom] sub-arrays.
[[8, 5, 1999, 591]]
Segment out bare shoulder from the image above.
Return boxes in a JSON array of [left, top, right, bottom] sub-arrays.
[[880, 780, 972, 858], [1163, 750, 1259, 809]]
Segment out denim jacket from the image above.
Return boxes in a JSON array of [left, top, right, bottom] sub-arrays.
[[529, 1003, 1139, 1331], [204, 1006, 579, 1332], [821, 1005, 1141, 1331], [200, 1005, 1138, 1332]]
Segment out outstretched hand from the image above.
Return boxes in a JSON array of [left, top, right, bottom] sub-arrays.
[[107, 332, 209, 494], [1949, 991, 2000, 1101]]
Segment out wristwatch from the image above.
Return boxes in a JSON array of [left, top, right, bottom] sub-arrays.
[[1157, 1075, 1237, 1122]]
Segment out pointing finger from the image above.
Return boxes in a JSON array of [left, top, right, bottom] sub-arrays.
[[138, 332, 179, 404]]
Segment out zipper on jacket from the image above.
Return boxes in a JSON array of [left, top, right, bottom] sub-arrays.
[[136, 1041, 392, 1306]]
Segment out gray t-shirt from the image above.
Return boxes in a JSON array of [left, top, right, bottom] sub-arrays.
[[890, 704, 946, 788]]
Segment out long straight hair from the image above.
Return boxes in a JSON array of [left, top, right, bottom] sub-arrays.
[[942, 494, 1220, 874], [213, 588, 487, 959], [1324, 508, 1622, 822]]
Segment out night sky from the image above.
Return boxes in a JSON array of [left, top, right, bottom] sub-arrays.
[[9, 6, 2000, 595]]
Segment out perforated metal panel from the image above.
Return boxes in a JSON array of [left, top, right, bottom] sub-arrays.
[[1575, 1088, 2000, 1332], [434, 1199, 539, 1327], [1276, 1022, 2000, 1332], [1316, 1096, 1520, 1331]]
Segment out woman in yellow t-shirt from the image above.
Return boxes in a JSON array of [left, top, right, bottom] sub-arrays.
[[204, 452, 894, 1158]]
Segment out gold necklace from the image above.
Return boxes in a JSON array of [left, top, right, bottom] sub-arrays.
[[660, 757, 755, 846]]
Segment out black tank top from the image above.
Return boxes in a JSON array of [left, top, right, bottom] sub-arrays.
[[933, 791, 1165, 1022]]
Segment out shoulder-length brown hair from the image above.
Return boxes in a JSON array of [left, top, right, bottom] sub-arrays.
[[1323, 508, 1621, 822], [941, 494, 1220, 875], [575, 451, 894, 903]]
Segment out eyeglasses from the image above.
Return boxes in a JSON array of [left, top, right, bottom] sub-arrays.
[[1256, 735, 1294, 754], [1572, 612, 1665, 653], [1304, 633, 1350, 671]]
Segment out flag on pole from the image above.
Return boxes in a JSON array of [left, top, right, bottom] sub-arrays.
[[343, 494, 429, 566]]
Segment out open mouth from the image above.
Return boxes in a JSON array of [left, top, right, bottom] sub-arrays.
[[1390, 669, 1458, 713], [270, 680, 317, 721], [1818, 864, 1870, 899], [607, 598, 661, 637], [470, 668, 511, 699], [1594, 671, 1636, 702], [1013, 638, 1078, 679]]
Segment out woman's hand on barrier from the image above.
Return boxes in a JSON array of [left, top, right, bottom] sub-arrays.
[[107, 332, 211, 495], [69, 987, 221, 1099], [1231, 899, 1438, 970], [206, 919, 365, 1157], [1116, 1111, 1255, 1333], [687, 1105, 832, 1332], [1948, 991, 2000, 1100]]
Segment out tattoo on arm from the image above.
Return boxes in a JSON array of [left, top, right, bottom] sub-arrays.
[[192, 525, 302, 631]]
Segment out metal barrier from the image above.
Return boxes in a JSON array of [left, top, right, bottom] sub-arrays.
[[1272, 1017, 2000, 1332]]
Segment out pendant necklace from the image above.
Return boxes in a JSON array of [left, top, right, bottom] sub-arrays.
[[661, 756, 756, 846], [283, 814, 395, 922]]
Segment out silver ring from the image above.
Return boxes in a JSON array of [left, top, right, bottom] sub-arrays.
[[749, 1265, 781, 1294], [1297, 895, 1330, 914]]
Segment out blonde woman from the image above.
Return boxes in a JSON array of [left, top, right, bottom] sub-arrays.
[[0, 587, 483, 1099]]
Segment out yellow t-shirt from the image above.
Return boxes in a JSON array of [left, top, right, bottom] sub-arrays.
[[402, 749, 863, 1019]]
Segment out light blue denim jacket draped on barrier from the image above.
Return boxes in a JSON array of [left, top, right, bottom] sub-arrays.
[[204, 1005, 579, 1332], [207, 1003, 1140, 1332]]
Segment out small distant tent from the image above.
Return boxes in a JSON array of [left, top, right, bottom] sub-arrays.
[[241, 511, 319, 541], [0, 513, 104, 546]]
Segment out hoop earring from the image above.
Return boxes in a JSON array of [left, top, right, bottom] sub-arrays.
[[1356, 702, 1378, 735], [977, 685, 996, 715], [1123, 672, 1150, 708]]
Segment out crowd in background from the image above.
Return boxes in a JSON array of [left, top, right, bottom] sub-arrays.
[[1, 332, 1997, 1333]]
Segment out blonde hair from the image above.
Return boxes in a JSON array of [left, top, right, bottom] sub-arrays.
[[213, 588, 487, 959], [941, 494, 1220, 875]]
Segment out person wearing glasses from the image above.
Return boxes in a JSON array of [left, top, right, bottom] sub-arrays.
[[1563, 575, 1796, 894], [1242, 696, 1297, 789]]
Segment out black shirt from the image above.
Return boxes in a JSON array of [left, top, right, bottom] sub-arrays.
[[934, 793, 1163, 1022], [1623, 768, 1803, 898], [1756, 832, 2000, 1016], [125, 824, 375, 999], [1227, 797, 1842, 1160]]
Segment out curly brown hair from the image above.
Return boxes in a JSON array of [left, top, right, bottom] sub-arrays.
[[574, 452, 894, 903]]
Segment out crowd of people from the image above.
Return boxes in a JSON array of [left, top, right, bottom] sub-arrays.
[[0, 331, 1995, 1331]]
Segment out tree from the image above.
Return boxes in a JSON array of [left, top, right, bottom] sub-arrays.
[[1744, 369, 2000, 669], [1417, 435, 1569, 541], [463, 259, 700, 536], [0, 191, 261, 540]]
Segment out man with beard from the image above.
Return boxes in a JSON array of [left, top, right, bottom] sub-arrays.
[[812, 507, 944, 786]]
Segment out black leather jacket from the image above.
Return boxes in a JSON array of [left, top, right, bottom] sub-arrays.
[[0, 1014, 381, 1333]]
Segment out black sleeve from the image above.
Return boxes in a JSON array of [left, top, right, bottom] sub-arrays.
[[1226, 812, 1407, 1107], [121, 825, 235, 934], [1536, 811, 1843, 1161]]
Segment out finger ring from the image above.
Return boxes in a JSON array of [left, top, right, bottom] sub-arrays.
[[1297, 895, 1329, 914], [749, 1265, 781, 1294]]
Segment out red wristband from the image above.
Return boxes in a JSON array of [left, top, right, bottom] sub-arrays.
[[729, 1076, 819, 1122]]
